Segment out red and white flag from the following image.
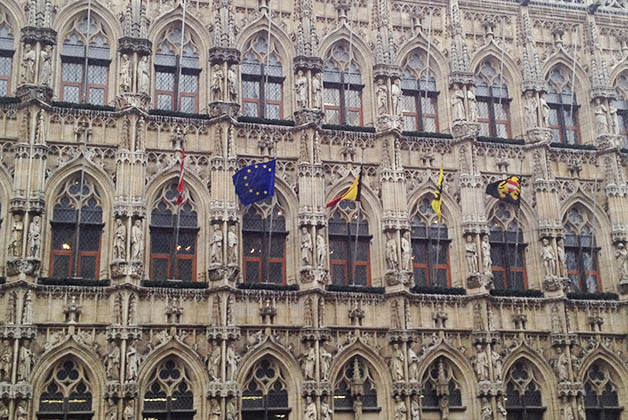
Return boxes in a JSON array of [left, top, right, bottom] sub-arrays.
[[176, 148, 185, 205]]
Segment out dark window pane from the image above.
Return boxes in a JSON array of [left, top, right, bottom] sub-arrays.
[[177, 258, 193, 281], [353, 265, 368, 286], [245, 261, 260, 284], [152, 258, 169, 281], [332, 264, 346, 285], [52, 255, 71, 278], [79, 255, 97, 279]]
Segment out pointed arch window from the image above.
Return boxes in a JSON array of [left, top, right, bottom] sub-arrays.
[[323, 43, 363, 126], [38, 359, 93, 420], [489, 202, 527, 290], [242, 198, 287, 284], [410, 197, 450, 288], [584, 363, 623, 420], [328, 201, 371, 286], [50, 176, 104, 280], [421, 357, 463, 410], [475, 60, 511, 138], [241, 34, 284, 119], [242, 357, 290, 420], [400, 50, 439, 132], [150, 182, 199, 281], [505, 361, 546, 420], [143, 359, 195, 420], [563, 206, 600, 293], [614, 74, 628, 149], [333, 357, 378, 411], [154, 23, 200, 113], [0, 13, 15, 97], [547, 67, 580, 144], [61, 16, 110, 105]]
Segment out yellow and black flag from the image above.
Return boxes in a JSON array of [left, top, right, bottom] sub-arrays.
[[486, 176, 521, 205], [326, 167, 363, 208], [431, 167, 444, 222]]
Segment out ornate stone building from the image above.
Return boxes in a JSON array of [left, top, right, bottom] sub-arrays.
[[1, 0, 628, 419]]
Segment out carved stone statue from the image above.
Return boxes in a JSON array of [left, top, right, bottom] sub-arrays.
[[226, 345, 239, 380], [376, 78, 389, 115], [452, 84, 466, 122], [226, 398, 237, 420], [138, 56, 150, 94], [320, 399, 332, 420], [439, 395, 449, 420], [210, 223, 223, 265], [411, 398, 420, 420], [0, 402, 9, 420], [106, 401, 117, 420], [615, 242, 628, 282], [18, 345, 33, 381], [227, 65, 238, 102], [295, 70, 308, 109], [120, 53, 132, 93], [541, 238, 557, 277], [211, 64, 224, 101], [227, 225, 238, 265], [609, 103, 619, 135], [301, 226, 313, 266], [385, 231, 399, 271], [209, 398, 221, 420], [465, 234, 479, 273], [316, 233, 327, 268], [467, 88, 478, 122], [302, 344, 316, 380], [556, 347, 569, 382], [8, 213, 23, 258], [21, 43, 37, 84], [22, 291, 32, 324], [126, 345, 140, 381], [497, 396, 507, 420], [401, 231, 412, 271], [320, 346, 332, 380], [0, 343, 11, 381], [15, 402, 27, 420], [492, 350, 503, 380], [562, 403, 575, 420], [131, 220, 144, 261], [593, 98, 608, 133], [304, 396, 317, 420], [394, 396, 407, 420], [481, 398, 493, 420], [473, 344, 489, 381], [556, 238, 568, 277], [391, 78, 401, 116], [481, 234, 492, 275], [408, 346, 419, 381], [207, 344, 221, 381], [113, 219, 126, 260], [105, 346, 120, 380], [311, 73, 322, 109], [39, 44, 53, 87], [524, 90, 538, 129], [353, 398, 363, 420], [540, 94, 550, 127], [27, 215, 41, 258], [123, 402, 133, 420], [391, 343, 404, 381]]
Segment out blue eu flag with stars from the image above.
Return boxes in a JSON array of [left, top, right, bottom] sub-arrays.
[[233, 159, 277, 205]]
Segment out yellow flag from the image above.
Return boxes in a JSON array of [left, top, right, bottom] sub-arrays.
[[431, 167, 444, 223]]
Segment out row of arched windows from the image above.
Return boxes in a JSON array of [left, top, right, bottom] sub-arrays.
[[1, 13, 628, 146], [36, 174, 609, 294], [35, 355, 624, 420]]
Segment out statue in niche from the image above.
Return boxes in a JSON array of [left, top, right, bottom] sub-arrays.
[[540, 94, 550, 127], [467, 88, 478, 122], [439, 395, 449, 419], [376, 78, 389, 115], [138, 56, 150, 94], [113, 219, 126, 260], [411, 398, 420, 420], [391, 78, 401, 116], [473, 344, 488, 381], [497, 396, 507, 420], [0, 343, 11, 381], [304, 396, 317, 420], [39, 44, 53, 86], [401, 231, 412, 271], [15, 402, 27, 420], [123, 402, 133, 420], [451, 83, 466, 122], [295, 70, 308, 109], [481, 234, 492, 275], [120, 54, 132, 93], [27, 215, 41, 258], [302, 344, 316, 380], [320, 399, 332, 420], [210, 223, 223, 265], [385, 231, 399, 271], [8, 214, 23, 258], [320, 346, 332, 380], [206, 344, 221, 381], [556, 347, 569, 382], [211, 64, 223, 101], [106, 401, 117, 420], [21, 43, 36, 84], [615, 242, 628, 282], [562, 403, 575, 420], [227, 65, 238, 102], [540, 238, 557, 277], [300, 226, 313, 266], [18, 345, 33, 381], [481, 397, 493, 420], [105, 346, 120, 380], [524, 90, 538, 129], [226, 345, 239, 380], [394, 396, 407, 420], [408, 345, 419, 381], [491, 349, 503, 380], [209, 399, 221, 420], [353, 398, 363, 420], [556, 238, 568, 277], [227, 225, 238, 265], [593, 98, 609, 133], [311, 73, 322, 109], [609, 102, 619, 134], [316, 233, 327, 268], [22, 291, 32, 324], [131, 220, 144, 260], [465, 234, 479, 273], [391, 343, 404, 381], [226, 399, 237, 420], [126, 345, 140, 381]]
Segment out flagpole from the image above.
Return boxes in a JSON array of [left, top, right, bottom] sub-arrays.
[[511, 158, 524, 285], [173, 199, 182, 279], [177, 0, 188, 112], [265, 151, 278, 284], [432, 165, 443, 287], [351, 150, 364, 285], [82, 0, 93, 104]]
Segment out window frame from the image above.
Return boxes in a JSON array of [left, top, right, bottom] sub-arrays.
[[149, 224, 199, 282], [0, 49, 14, 97], [60, 55, 110, 105], [547, 94, 581, 145], [323, 72, 364, 126], [241, 67, 285, 119], [488, 228, 528, 290], [153, 64, 200, 113], [409, 224, 451, 288], [241, 211, 288, 285], [564, 233, 601, 293], [401, 88, 439, 132], [476, 90, 512, 138], [49, 220, 104, 280], [328, 217, 372, 286]]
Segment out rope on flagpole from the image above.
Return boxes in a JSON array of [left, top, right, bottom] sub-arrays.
[[72, 131, 88, 277], [173, 148, 184, 279], [265, 148, 279, 284], [82, 0, 93, 104], [568, 26, 579, 124], [510, 157, 525, 283], [177, 0, 188, 112], [432, 156, 443, 287], [351, 149, 365, 285], [424, 8, 433, 103], [498, 20, 506, 107]]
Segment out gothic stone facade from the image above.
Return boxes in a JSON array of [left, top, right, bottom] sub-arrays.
[[1, 0, 628, 419]]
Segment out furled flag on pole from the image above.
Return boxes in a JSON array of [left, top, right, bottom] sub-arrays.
[[233, 159, 277, 205], [326, 167, 363, 208], [486, 176, 521, 205], [431, 167, 444, 222], [176, 148, 185, 205]]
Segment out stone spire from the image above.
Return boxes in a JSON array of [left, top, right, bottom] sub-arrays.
[[121, 0, 149, 39], [519, 3, 543, 91], [295, 0, 318, 57], [212, 0, 238, 49], [374, 0, 394, 66], [585, 8, 614, 98], [448, 0, 471, 75]]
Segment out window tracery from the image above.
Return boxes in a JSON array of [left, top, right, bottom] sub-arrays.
[[38, 359, 93, 420], [333, 357, 378, 410], [489, 202, 527, 289], [420, 357, 463, 409], [614, 73, 628, 148], [323, 42, 363, 126], [505, 361, 545, 420], [546, 66, 580, 144], [241, 33, 284, 119], [241, 357, 290, 420], [0, 11, 14, 97], [410, 197, 450, 287], [143, 358, 195, 420], [400, 50, 439, 132], [584, 363, 622, 420], [475, 59, 511, 138], [563, 206, 600, 293]]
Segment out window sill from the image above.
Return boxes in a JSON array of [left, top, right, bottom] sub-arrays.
[[411, 286, 466, 296], [477, 136, 525, 145], [51, 101, 116, 112], [402, 131, 453, 139], [567, 292, 619, 301], [550, 142, 597, 151], [321, 124, 376, 133], [326, 284, 385, 294], [38, 277, 110, 287], [148, 109, 210, 119], [141, 280, 208, 289], [237, 116, 296, 127], [237, 283, 299, 291], [490, 288, 544, 298]]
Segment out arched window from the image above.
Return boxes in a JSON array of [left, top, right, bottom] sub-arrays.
[[38, 359, 93, 420], [584, 363, 623, 420], [61, 15, 110, 105], [50, 176, 104, 280], [546, 66, 580, 145], [489, 202, 527, 290], [328, 201, 371, 286], [421, 357, 463, 410], [150, 182, 198, 281], [0, 12, 15, 96], [242, 198, 287, 284], [400, 50, 439, 132], [475, 59, 511, 138], [323, 43, 363, 126], [333, 357, 378, 411], [505, 361, 546, 420], [614, 74, 628, 149], [563, 206, 600, 293], [241, 34, 284, 119], [143, 358, 195, 420], [154, 23, 200, 113], [241, 357, 290, 420], [410, 197, 450, 288]]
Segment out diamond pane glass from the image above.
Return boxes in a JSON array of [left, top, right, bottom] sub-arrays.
[[332, 264, 346, 285], [566, 129, 578, 145], [477, 101, 490, 119], [0, 80, 6, 96], [245, 260, 260, 283], [346, 110, 360, 126], [403, 115, 418, 131], [177, 258, 193, 281], [151, 230, 172, 253], [87, 64, 107, 84], [52, 255, 71, 278], [156, 71, 175, 90], [79, 226, 101, 252], [79, 255, 97, 279], [493, 271, 505, 289], [496, 123, 508, 137], [353, 265, 367, 285], [179, 96, 195, 113], [0, 56, 10, 76], [268, 262, 283, 283], [330, 239, 347, 260], [423, 116, 437, 132], [265, 81, 281, 101], [63, 86, 81, 103], [88, 88, 104, 105], [265, 104, 280, 120], [63, 62, 83, 83], [345, 89, 361, 108], [180, 74, 198, 93], [402, 95, 416, 113], [157, 94, 173, 110], [243, 80, 260, 99], [324, 87, 340, 106], [479, 121, 490, 136], [495, 103, 508, 120], [244, 102, 259, 116], [325, 109, 339, 124], [356, 241, 369, 261], [152, 258, 169, 281]]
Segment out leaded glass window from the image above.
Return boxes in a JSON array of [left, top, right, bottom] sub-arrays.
[[38, 359, 93, 420], [505, 361, 545, 420], [150, 182, 198, 281], [584, 363, 623, 420], [154, 23, 200, 113], [328, 200, 371, 286], [421, 357, 463, 410], [242, 358, 290, 420], [143, 358, 195, 420], [410, 197, 450, 288], [61, 16, 110, 105], [546, 67, 580, 144], [475, 60, 511, 138], [323, 43, 363, 125], [563, 206, 600, 293], [0, 14, 14, 97], [400, 50, 439, 132], [333, 357, 378, 411], [489, 203, 527, 289], [614, 74, 628, 149], [241, 34, 284, 119], [242, 197, 287, 284], [50, 176, 103, 280]]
